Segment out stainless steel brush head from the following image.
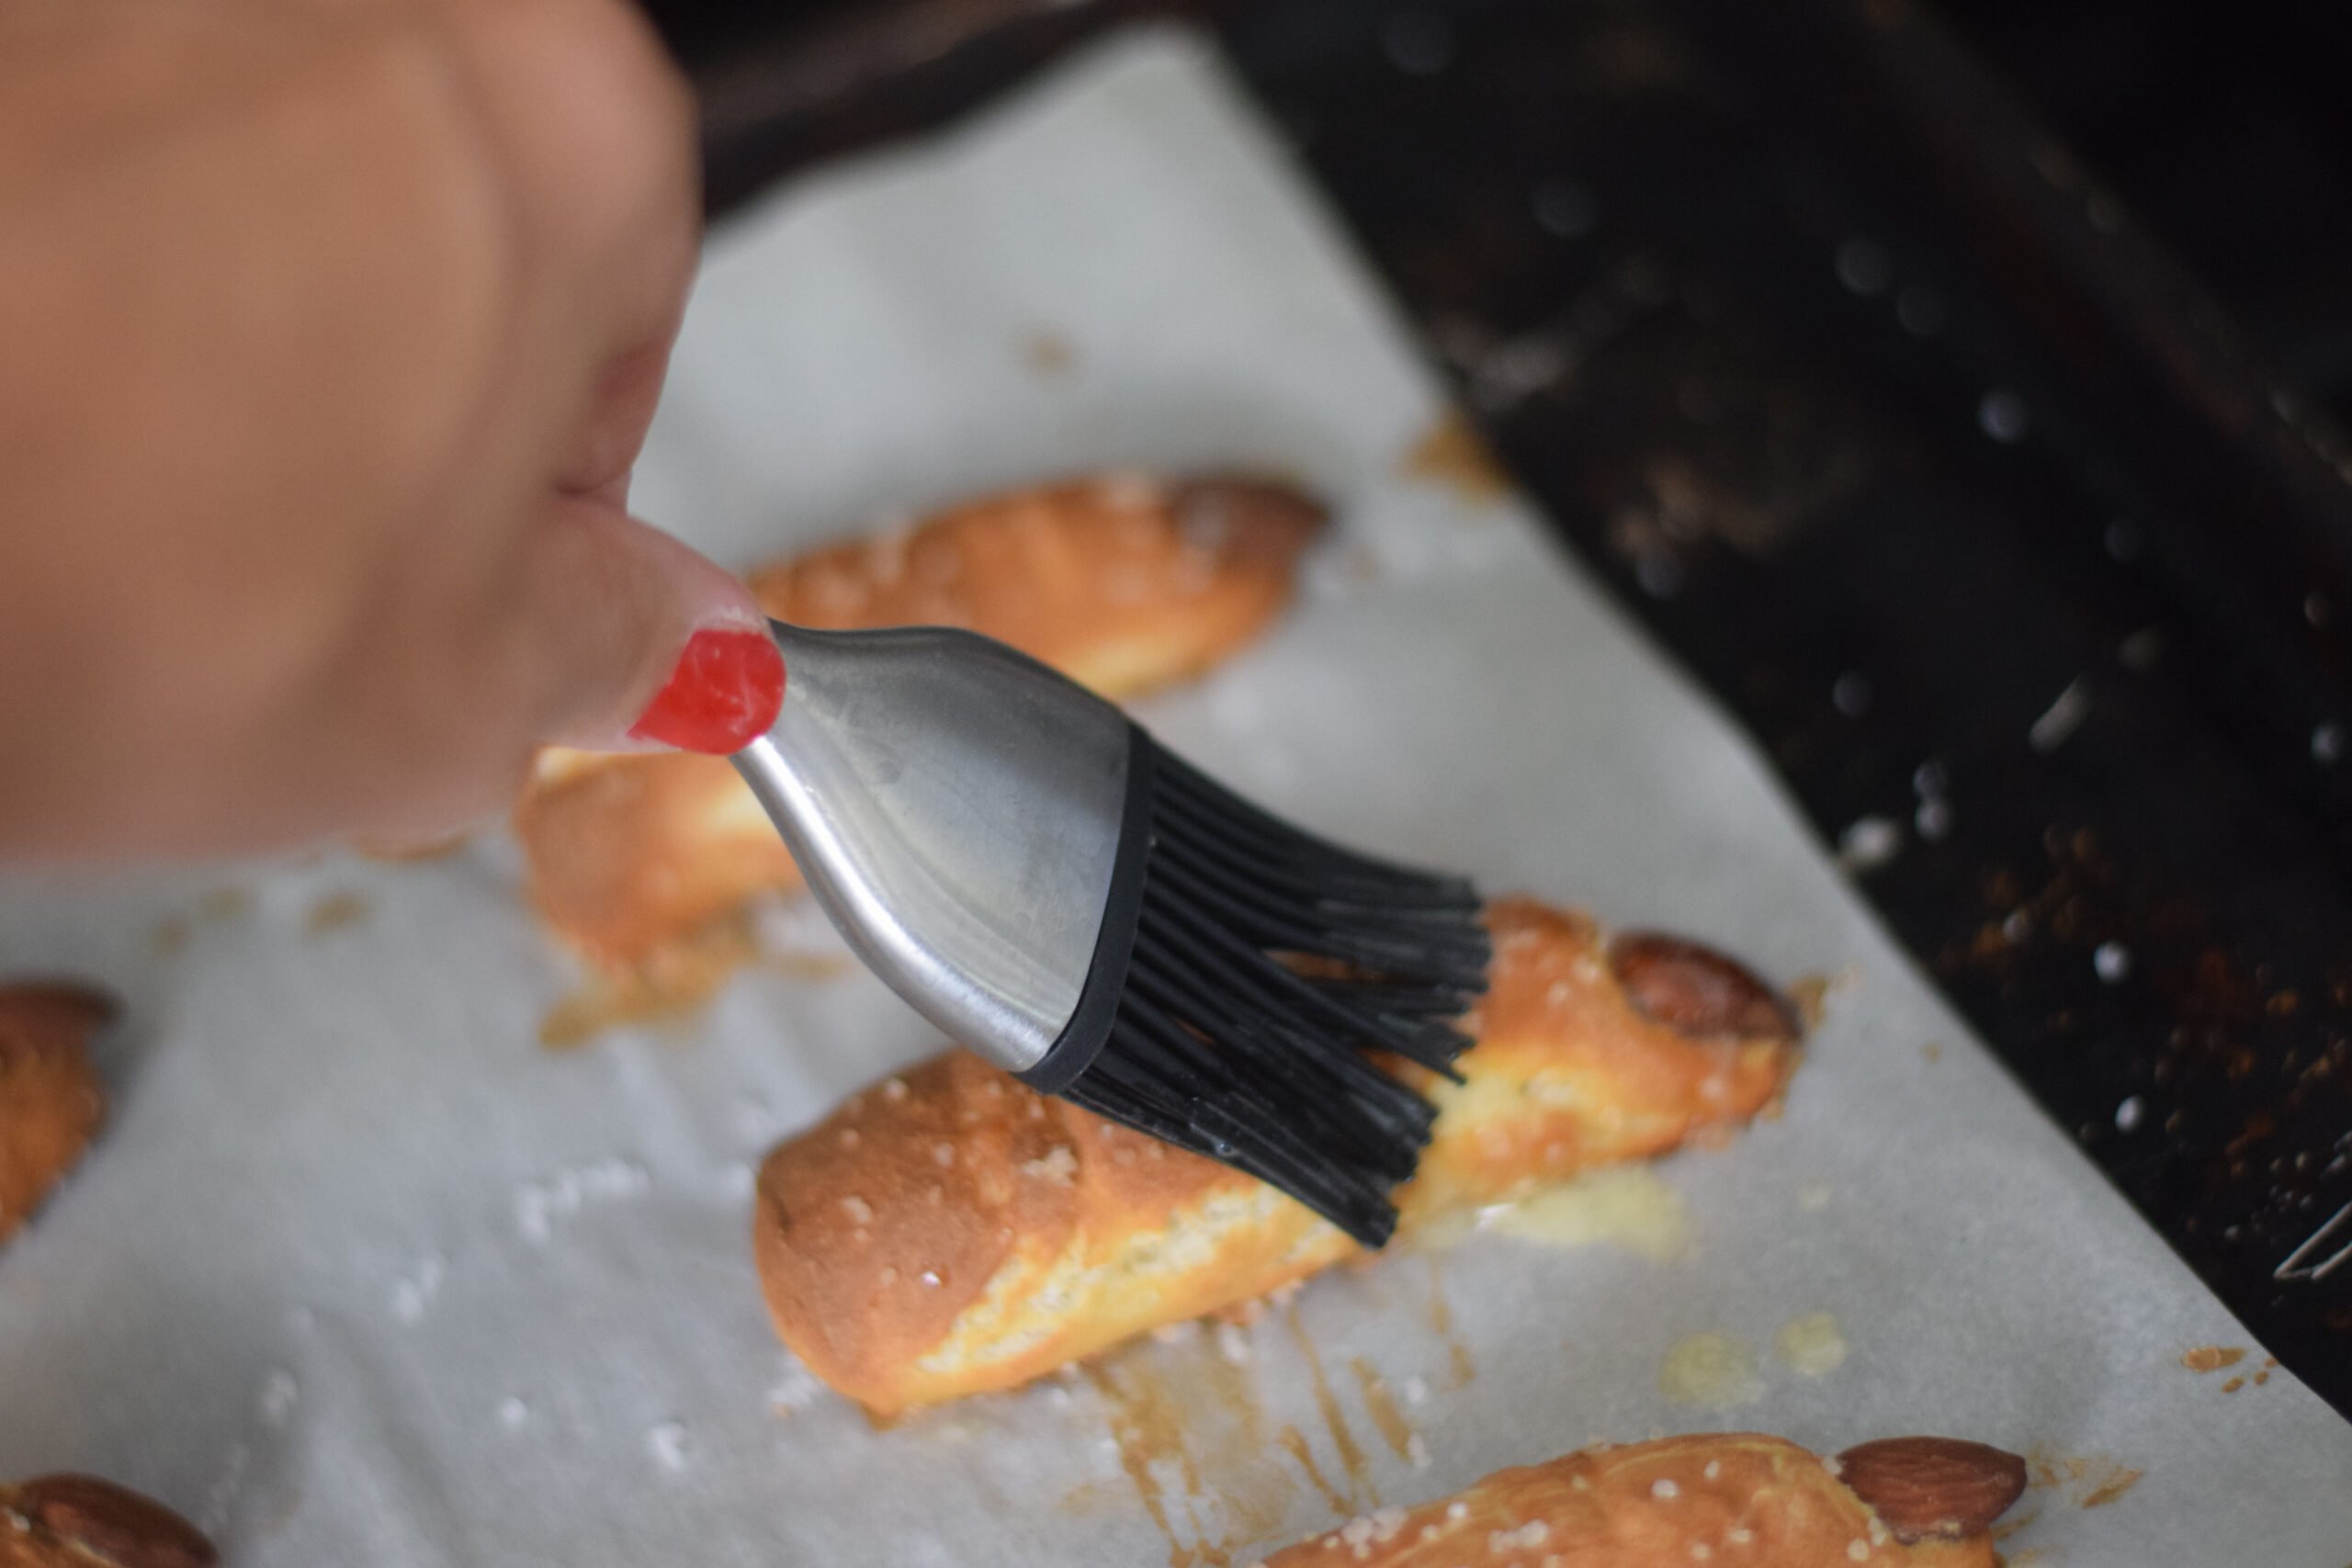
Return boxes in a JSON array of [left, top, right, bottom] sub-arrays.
[[732, 619, 1488, 1246]]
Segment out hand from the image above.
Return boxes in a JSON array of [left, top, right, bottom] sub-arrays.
[[0, 0, 779, 859]]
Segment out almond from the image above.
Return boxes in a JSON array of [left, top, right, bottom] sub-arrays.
[[1836, 1438, 2029, 1543], [13, 1474, 217, 1568], [1610, 934, 1799, 1041], [1168, 477, 1329, 552]]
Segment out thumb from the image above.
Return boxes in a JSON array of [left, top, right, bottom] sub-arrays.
[[507, 492, 781, 756]]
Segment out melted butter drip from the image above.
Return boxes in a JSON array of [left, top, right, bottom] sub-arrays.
[[1281, 1304, 1377, 1509], [2025, 1449, 2144, 1511], [1408, 1205, 1482, 1252], [1773, 1313, 1849, 1376], [1409, 1170, 1692, 1265], [1199, 1342, 1267, 1449], [1277, 1427, 1349, 1514], [1347, 1359, 1418, 1461], [1474, 1168, 1693, 1261], [1422, 1258, 1476, 1388], [1079, 1335, 1290, 1568], [1083, 1362, 1203, 1568], [1398, 412, 1511, 506], [1657, 1332, 1765, 1408], [1784, 969, 1857, 1032]]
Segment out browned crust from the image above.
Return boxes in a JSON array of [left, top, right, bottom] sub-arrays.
[[753, 899, 1802, 1416], [514, 473, 1326, 971], [0, 984, 111, 1247], [1260, 1433, 2021, 1568], [0, 1473, 215, 1568]]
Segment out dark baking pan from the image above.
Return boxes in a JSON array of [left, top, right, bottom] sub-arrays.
[[642, 0, 2352, 1417]]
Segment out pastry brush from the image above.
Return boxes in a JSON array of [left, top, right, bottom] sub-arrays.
[[730, 620, 1487, 1247]]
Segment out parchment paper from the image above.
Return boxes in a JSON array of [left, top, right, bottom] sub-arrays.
[[4, 29, 2347, 1566]]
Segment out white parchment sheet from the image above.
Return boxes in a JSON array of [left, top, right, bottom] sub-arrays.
[[4, 29, 2348, 1567]]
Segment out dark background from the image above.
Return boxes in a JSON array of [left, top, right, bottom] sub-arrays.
[[651, 0, 2352, 422], [636, 0, 2352, 1414], [1945, 0, 2352, 429]]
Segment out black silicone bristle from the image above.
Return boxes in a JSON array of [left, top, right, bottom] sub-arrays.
[[1055, 735, 1488, 1247]]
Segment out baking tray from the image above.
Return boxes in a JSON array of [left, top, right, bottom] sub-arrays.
[[647, 0, 2352, 1416]]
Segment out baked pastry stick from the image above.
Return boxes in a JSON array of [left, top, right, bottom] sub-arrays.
[[754, 900, 1803, 1416], [514, 474, 1327, 971], [1259, 1434, 2028, 1568], [0, 984, 110, 1247], [0, 1474, 217, 1568]]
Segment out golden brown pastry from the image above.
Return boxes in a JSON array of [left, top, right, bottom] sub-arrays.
[[0, 984, 110, 1247], [754, 900, 1802, 1416], [514, 473, 1327, 971], [1259, 1434, 2028, 1568], [0, 1473, 217, 1568]]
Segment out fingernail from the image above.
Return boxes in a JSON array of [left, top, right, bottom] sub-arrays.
[[628, 627, 785, 753]]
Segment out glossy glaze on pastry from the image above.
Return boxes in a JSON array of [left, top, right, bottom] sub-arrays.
[[753, 900, 1802, 1416], [514, 474, 1326, 970], [1259, 1434, 2027, 1568]]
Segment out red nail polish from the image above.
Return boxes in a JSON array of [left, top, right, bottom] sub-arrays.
[[628, 627, 785, 753]]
